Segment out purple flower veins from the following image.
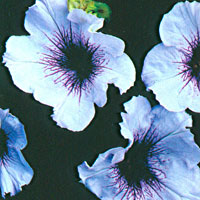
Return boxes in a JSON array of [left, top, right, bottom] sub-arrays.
[[40, 24, 108, 98], [107, 126, 167, 200], [176, 30, 200, 91]]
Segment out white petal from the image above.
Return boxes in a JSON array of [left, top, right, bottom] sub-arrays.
[[106, 53, 135, 94], [3, 35, 43, 93], [142, 43, 200, 112], [149, 75, 193, 112], [78, 147, 126, 199], [78, 147, 125, 179], [159, 1, 199, 49], [52, 92, 95, 131], [120, 96, 152, 141], [89, 32, 125, 57], [188, 91, 200, 112], [151, 105, 192, 135], [0, 149, 33, 198], [142, 43, 182, 88], [67, 9, 104, 32], [159, 159, 200, 200], [151, 107, 200, 164], [89, 80, 108, 107], [162, 130, 200, 165], [24, 0, 69, 40], [3, 35, 67, 108]]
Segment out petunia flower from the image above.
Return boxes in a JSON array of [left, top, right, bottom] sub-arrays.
[[78, 96, 200, 199], [3, 0, 135, 132], [0, 108, 33, 198], [142, 1, 200, 112]]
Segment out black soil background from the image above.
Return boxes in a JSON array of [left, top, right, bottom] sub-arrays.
[[0, 0, 199, 200]]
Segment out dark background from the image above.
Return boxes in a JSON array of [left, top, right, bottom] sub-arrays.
[[0, 0, 199, 199]]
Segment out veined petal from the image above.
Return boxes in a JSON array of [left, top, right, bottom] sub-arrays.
[[143, 1, 200, 112], [149, 75, 193, 112], [107, 53, 135, 94], [151, 105, 192, 134], [4, 36, 67, 108], [189, 93, 200, 112], [89, 32, 125, 57], [67, 9, 104, 32], [3, 35, 43, 93], [0, 109, 27, 150], [52, 92, 95, 131], [150, 105, 200, 165], [89, 80, 108, 107], [160, 1, 198, 49], [25, 0, 69, 40], [79, 96, 200, 199], [120, 95, 152, 141], [78, 147, 126, 199], [159, 160, 200, 200], [0, 148, 33, 198], [142, 43, 182, 88]]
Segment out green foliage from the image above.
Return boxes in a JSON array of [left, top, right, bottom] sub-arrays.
[[68, 0, 111, 20]]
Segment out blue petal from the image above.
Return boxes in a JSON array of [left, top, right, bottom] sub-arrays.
[[0, 148, 33, 198], [0, 109, 27, 150]]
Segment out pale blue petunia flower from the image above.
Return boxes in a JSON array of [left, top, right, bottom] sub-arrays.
[[142, 1, 200, 112], [3, 0, 135, 132], [78, 96, 200, 199], [0, 109, 33, 198]]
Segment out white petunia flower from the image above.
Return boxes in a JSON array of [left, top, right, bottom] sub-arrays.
[[142, 1, 200, 112], [0, 108, 33, 198], [3, 0, 135, 132], [78, 96, 200, 200]]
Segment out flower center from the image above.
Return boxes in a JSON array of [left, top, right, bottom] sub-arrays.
[[109, 128, 165, 199], [186, 44, 200, 78], [0, 128, 8, 159], [178, 32, 200, 91], [41, 25, 107, 98]]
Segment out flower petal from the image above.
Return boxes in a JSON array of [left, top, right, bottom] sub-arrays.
[[78, 147, 126, 199], [0, 109, 27, 150], [142, 43, 195, 111], [151, 105, 192, 135], [89, 81, 108, 107], [188, 92, 200, 112], [151, 105, 200, 165], [89, 33, 125, 57], [0, 148, 33, 198], [79, 147, 125, 176], [120, 96, 152, 141], [67, 9, 104, 32], [25, 0, 69, 40], [106, 53, 135, 94], [52, 92, 95, 131], [3, 35, 43, 93], [159, 159, 200, 200], [3, 35, 67, 108], [149, 75, 193, 112], [142, 43, 181, 88], [159, 1, 199, 49]]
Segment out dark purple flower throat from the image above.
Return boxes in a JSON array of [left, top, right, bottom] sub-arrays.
[[109, 127, 166, 199], [178, 31, 200, 91], [41, 25, 108, 98]]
